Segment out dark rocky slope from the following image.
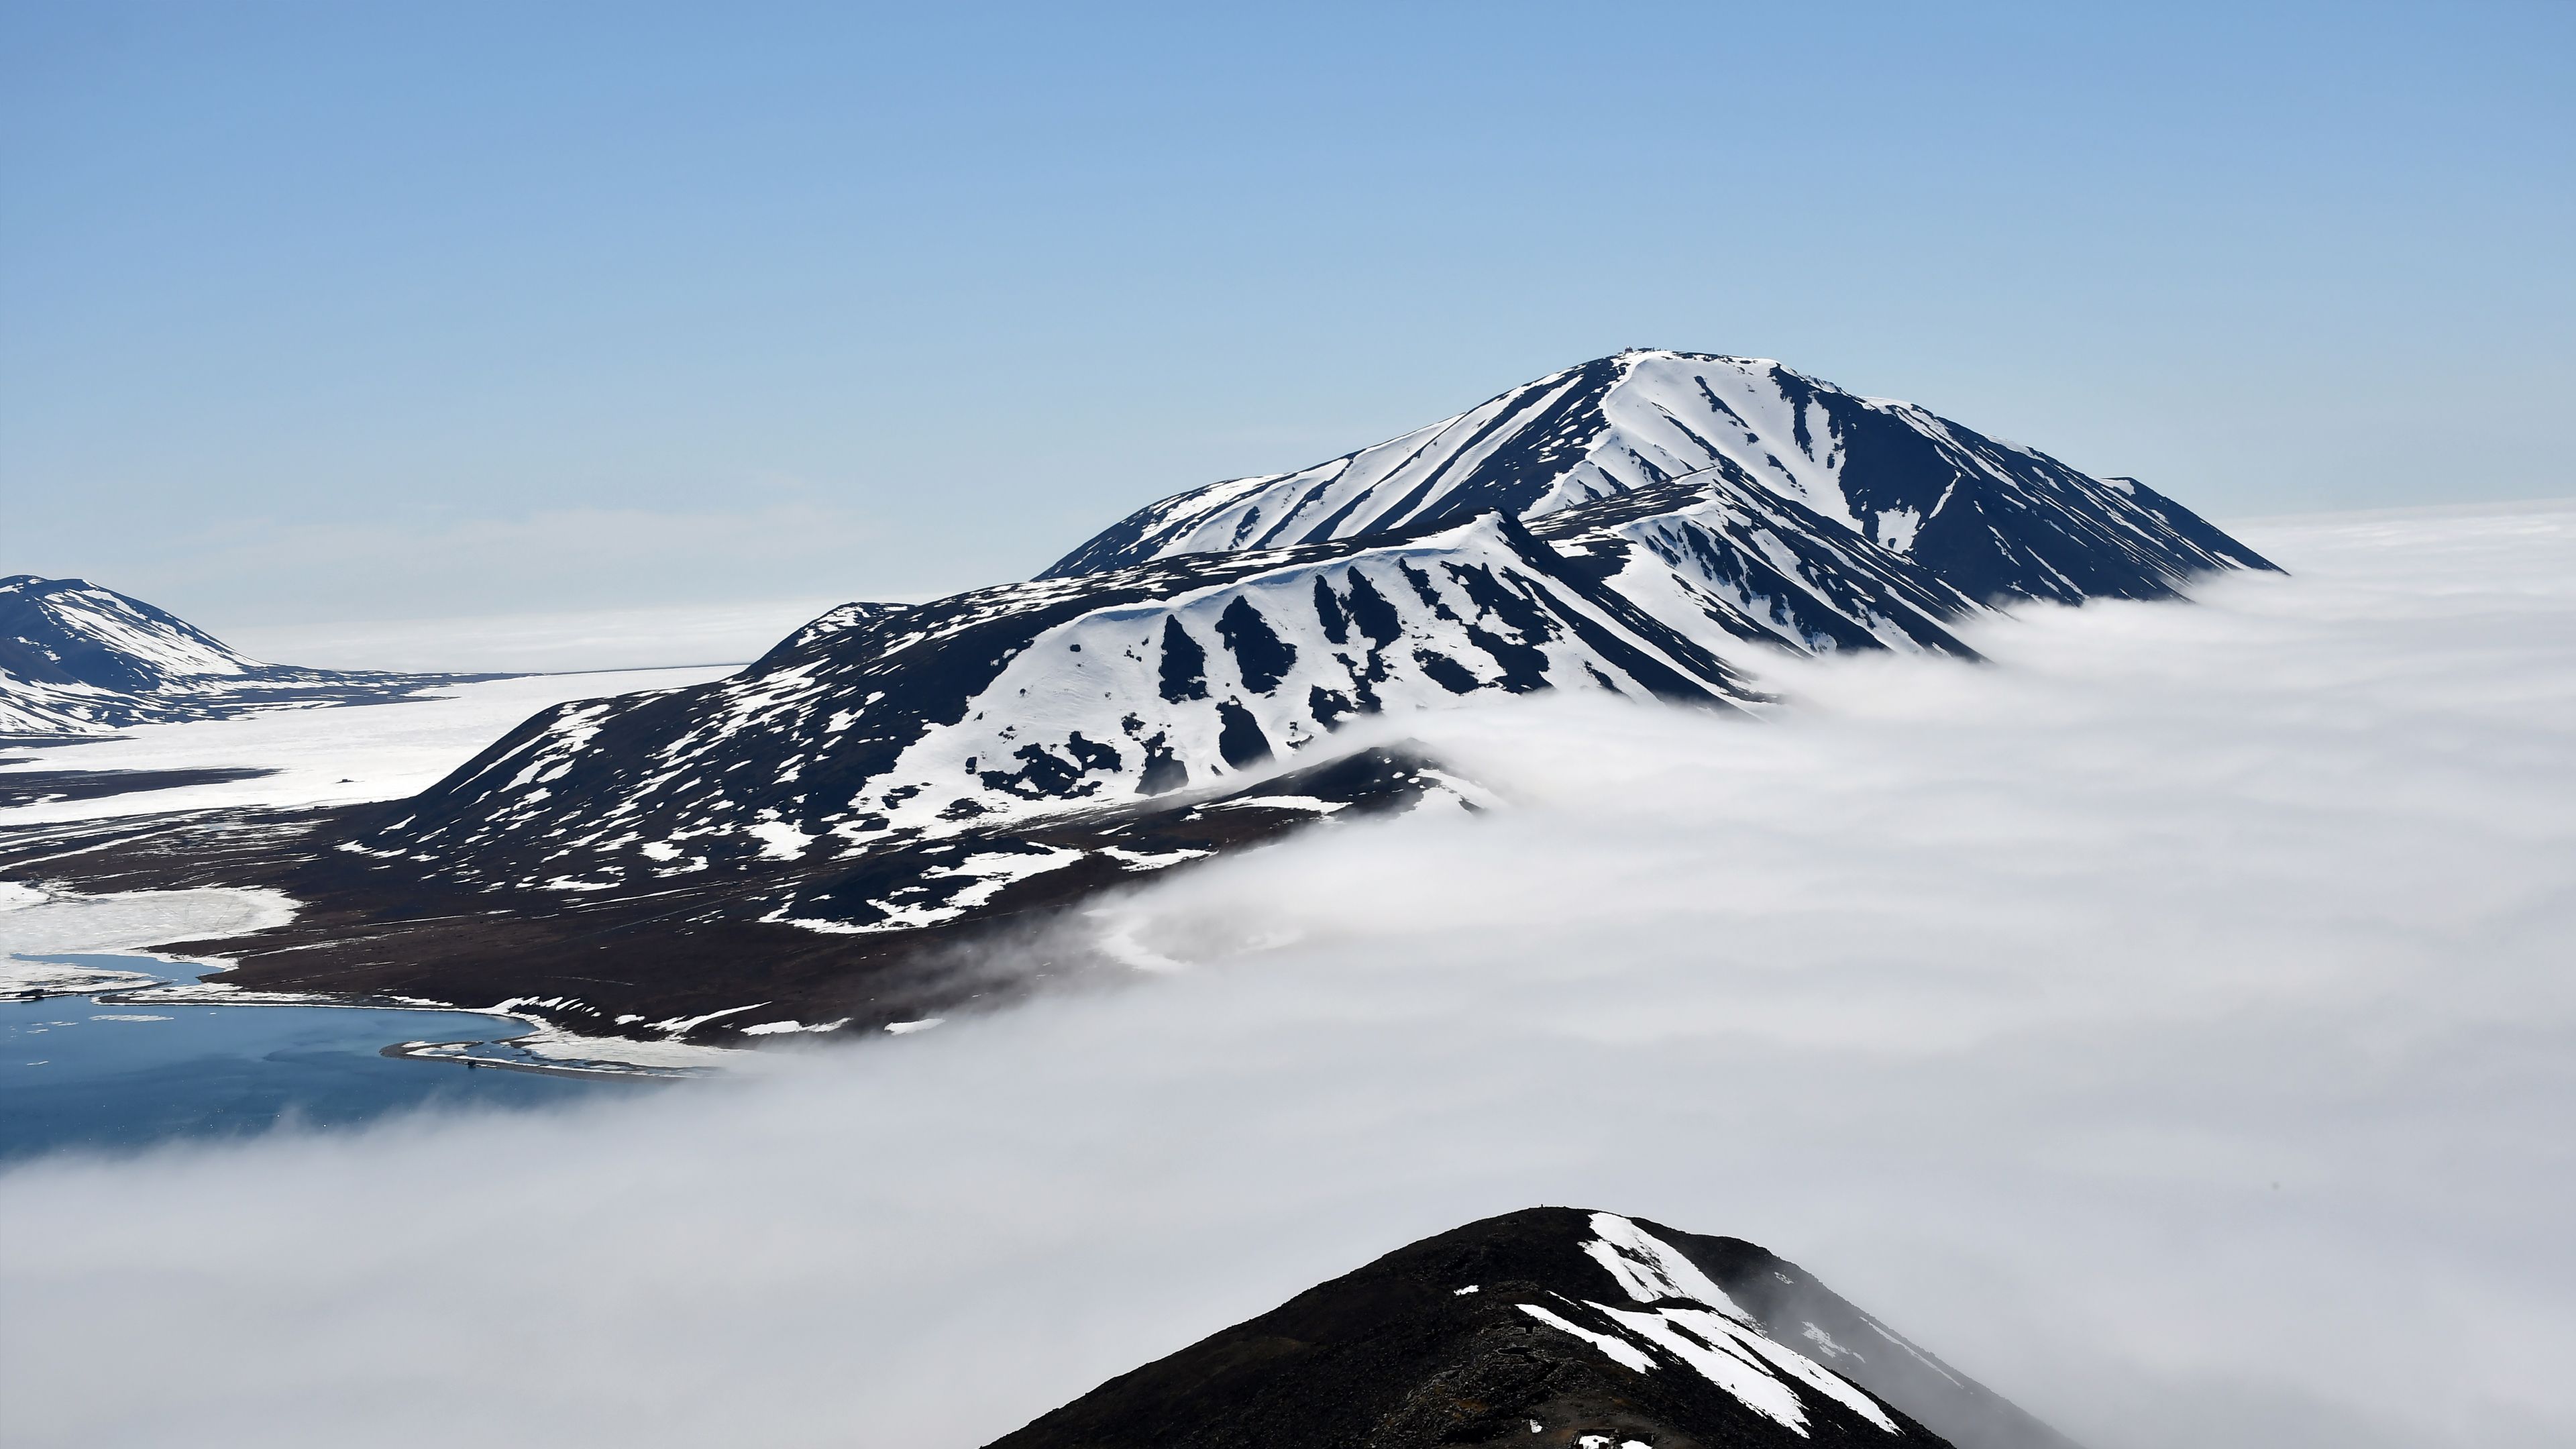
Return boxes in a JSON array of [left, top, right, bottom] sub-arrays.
[[991, 1206, 2080, 1449]]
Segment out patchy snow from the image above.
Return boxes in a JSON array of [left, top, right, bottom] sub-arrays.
[[643, 1004, 768, 1036], [1515, 1215, 1901, 1437], [471, 1022, 739, 1071], [740, 1018, 851, 1036], [1099, 845, 1213, 870], [1203, 795, 1350, 814], [1517, 1303, 1656, 1373], [1584, 1211, 1754, 1320], [392, 1021, 739, 1075]]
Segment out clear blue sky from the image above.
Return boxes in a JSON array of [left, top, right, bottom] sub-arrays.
[[4, 1, 2569, 632]]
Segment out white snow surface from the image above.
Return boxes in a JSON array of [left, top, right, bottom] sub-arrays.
[[0, 665, 733, 825], [1517, 1214, 1901, 1437], [0, 882, 296, 961]]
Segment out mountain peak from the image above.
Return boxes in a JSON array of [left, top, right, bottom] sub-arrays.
[[1040, 350, 2273, 603], [990, 1205, 2082, 1449]]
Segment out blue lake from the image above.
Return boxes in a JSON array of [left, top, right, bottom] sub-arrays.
[[1, 955, 651, 1161]]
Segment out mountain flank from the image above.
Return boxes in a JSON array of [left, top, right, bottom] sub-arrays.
[[990, 1206, 2081, 1449]]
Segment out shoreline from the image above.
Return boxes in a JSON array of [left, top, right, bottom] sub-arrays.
[[2, 947, 736, 1080], [91, 979, 738, 1079], [376, 1037, 704, 1081]]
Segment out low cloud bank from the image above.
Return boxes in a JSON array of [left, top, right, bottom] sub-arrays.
[[4, 504, 2571, 1449], [226, 596, 855, 676]]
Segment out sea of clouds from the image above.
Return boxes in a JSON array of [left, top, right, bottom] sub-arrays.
[[3, 502, 2570, 1448]]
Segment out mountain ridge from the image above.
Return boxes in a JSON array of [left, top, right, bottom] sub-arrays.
[[1042, 350, 2276, 608]]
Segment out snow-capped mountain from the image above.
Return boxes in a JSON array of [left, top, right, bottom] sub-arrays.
[[0, 349, 2283, 1046], [1045, 350, 2275, 606], [990, 1206, 2079, 1449], [0, 575, 477, 737], [346, 350, 2273, 918]]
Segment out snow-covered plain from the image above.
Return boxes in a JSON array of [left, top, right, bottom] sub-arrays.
[[0, 665, 735, 825], [0, 881, 294, 975], [1, 502, 2571, 1449]]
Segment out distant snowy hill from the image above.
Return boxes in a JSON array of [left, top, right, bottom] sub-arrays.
[[991, 1206, 2081, 1449], [0, 575, 482, 738], [1046, 350, 2273, 606]]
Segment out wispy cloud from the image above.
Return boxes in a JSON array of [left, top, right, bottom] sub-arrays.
[[225, 598, 860, 674], [27, 497, 996, 653], [2, 504, 2569, 1449]]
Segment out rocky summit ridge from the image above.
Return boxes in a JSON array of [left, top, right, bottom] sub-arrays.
[[989, 1205, 2084, 1449]]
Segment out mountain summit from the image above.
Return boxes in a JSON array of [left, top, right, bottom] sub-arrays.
[[990, 1206, 2081, 1449], [1046, 350, 2273, 608]]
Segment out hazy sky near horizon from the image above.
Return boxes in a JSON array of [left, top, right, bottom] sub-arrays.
[[4, 1, 2571, 638]]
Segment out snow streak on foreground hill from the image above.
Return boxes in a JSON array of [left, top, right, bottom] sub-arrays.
[[992, 1207, 2079, 1449], [0, 575, 480, 738], [0, 350, 2276, 1042]]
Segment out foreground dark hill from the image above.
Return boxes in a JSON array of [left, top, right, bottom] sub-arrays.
[[1044, 350, 2275, 608], [992, 1207, 2080, 1449], [0, 574, 480, 738]]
